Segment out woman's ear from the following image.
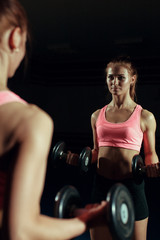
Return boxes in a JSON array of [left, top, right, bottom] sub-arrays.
[[9, 27, 21, 51], [131, 74, 136, 85]]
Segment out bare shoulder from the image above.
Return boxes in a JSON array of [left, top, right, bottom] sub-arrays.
[[0, 102, 53, 155], [16, 104, 54, 139], [141, 108, 156, 122], [24, 104, 52, 124], [141, 108, 156, 131], [91, 109, 101, 128], [91, 109, 101, 121]]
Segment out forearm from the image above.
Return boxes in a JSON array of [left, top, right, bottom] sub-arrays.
[[91, 149, 98, 164], [27, 215, 86, 240], [145, 152, 159, 165]]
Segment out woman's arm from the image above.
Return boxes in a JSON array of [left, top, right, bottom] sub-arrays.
[[141, 109, 159, 165], [2, 105, 107, 240], [2, 106, 86, 240], [141, 109, 160, 178], [91, 111, 99, 163]]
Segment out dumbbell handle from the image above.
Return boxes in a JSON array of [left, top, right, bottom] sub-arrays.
[[138, 162, 160, 176], [57, 149, 79, 165], [66, 151, 79, 166], [139, 162, 160, 170], [52, 141, 92, 170]]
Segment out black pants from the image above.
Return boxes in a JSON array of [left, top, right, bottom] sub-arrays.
[[91, 173, 149, 221]]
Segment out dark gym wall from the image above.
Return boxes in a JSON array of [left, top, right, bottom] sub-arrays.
[[10, 1, 160, 239], [15, 0, 160, 145], [20, 0, 160, 53]]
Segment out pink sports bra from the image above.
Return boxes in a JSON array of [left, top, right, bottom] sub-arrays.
[[96, 104, 143, 151], [0, 90, 27, 105]]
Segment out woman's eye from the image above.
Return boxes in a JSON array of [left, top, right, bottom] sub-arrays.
[[118, 76, 125, 80], [108, 76, 113, 80]]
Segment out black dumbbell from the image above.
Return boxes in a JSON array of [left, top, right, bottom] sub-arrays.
[[51, 141, 92, 173], [132, 154, 145, 184], [53, 184, 135, 240], [132, 154, 160, 184]]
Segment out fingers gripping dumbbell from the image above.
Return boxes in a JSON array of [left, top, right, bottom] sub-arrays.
[[51, 141, 92, 173], [53, 184, 135, 240], [132, 154, 160, 184]]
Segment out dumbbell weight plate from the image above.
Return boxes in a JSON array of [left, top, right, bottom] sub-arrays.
[[132, 155, 144, 184], [51, 141, 66, 167], [106, 183, 135, 240], [79, 147, 92, 173], [53, 185, 82, 218]]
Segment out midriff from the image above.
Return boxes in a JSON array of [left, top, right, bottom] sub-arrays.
[[97, 146, 139, 180]]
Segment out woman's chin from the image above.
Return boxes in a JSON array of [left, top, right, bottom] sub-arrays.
[[8, 69, 17, 79]]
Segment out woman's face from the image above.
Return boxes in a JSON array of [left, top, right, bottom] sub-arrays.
[[106, 64, 134, 97]]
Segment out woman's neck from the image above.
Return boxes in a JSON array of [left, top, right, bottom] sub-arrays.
[[110, 95, 135, 109], [0, 85, 9, 91], [0, 49, 9, 90]]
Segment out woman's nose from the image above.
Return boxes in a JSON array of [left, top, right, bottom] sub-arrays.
[[112, 77, 118, 85]]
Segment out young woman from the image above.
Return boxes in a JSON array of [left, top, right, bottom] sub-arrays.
[[90, 56, 159, 240], [0, 1, 108, 239]]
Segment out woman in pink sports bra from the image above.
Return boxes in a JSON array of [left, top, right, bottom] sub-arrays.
[[90, 56, 159, 240], [0, 1, 108, 239]]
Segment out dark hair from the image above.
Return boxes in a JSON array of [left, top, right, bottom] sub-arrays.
[[0, 0, 29, 34], [106, 56, 138, 100], [0, 0, 31, 72]]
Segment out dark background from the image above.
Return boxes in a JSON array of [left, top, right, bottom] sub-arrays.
[[9, 0, 160, 239]]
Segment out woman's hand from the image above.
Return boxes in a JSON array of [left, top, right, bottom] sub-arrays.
[[77, 201, 107, 229], [146, 162, 160, 177], [66, 151, 79, 166]]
